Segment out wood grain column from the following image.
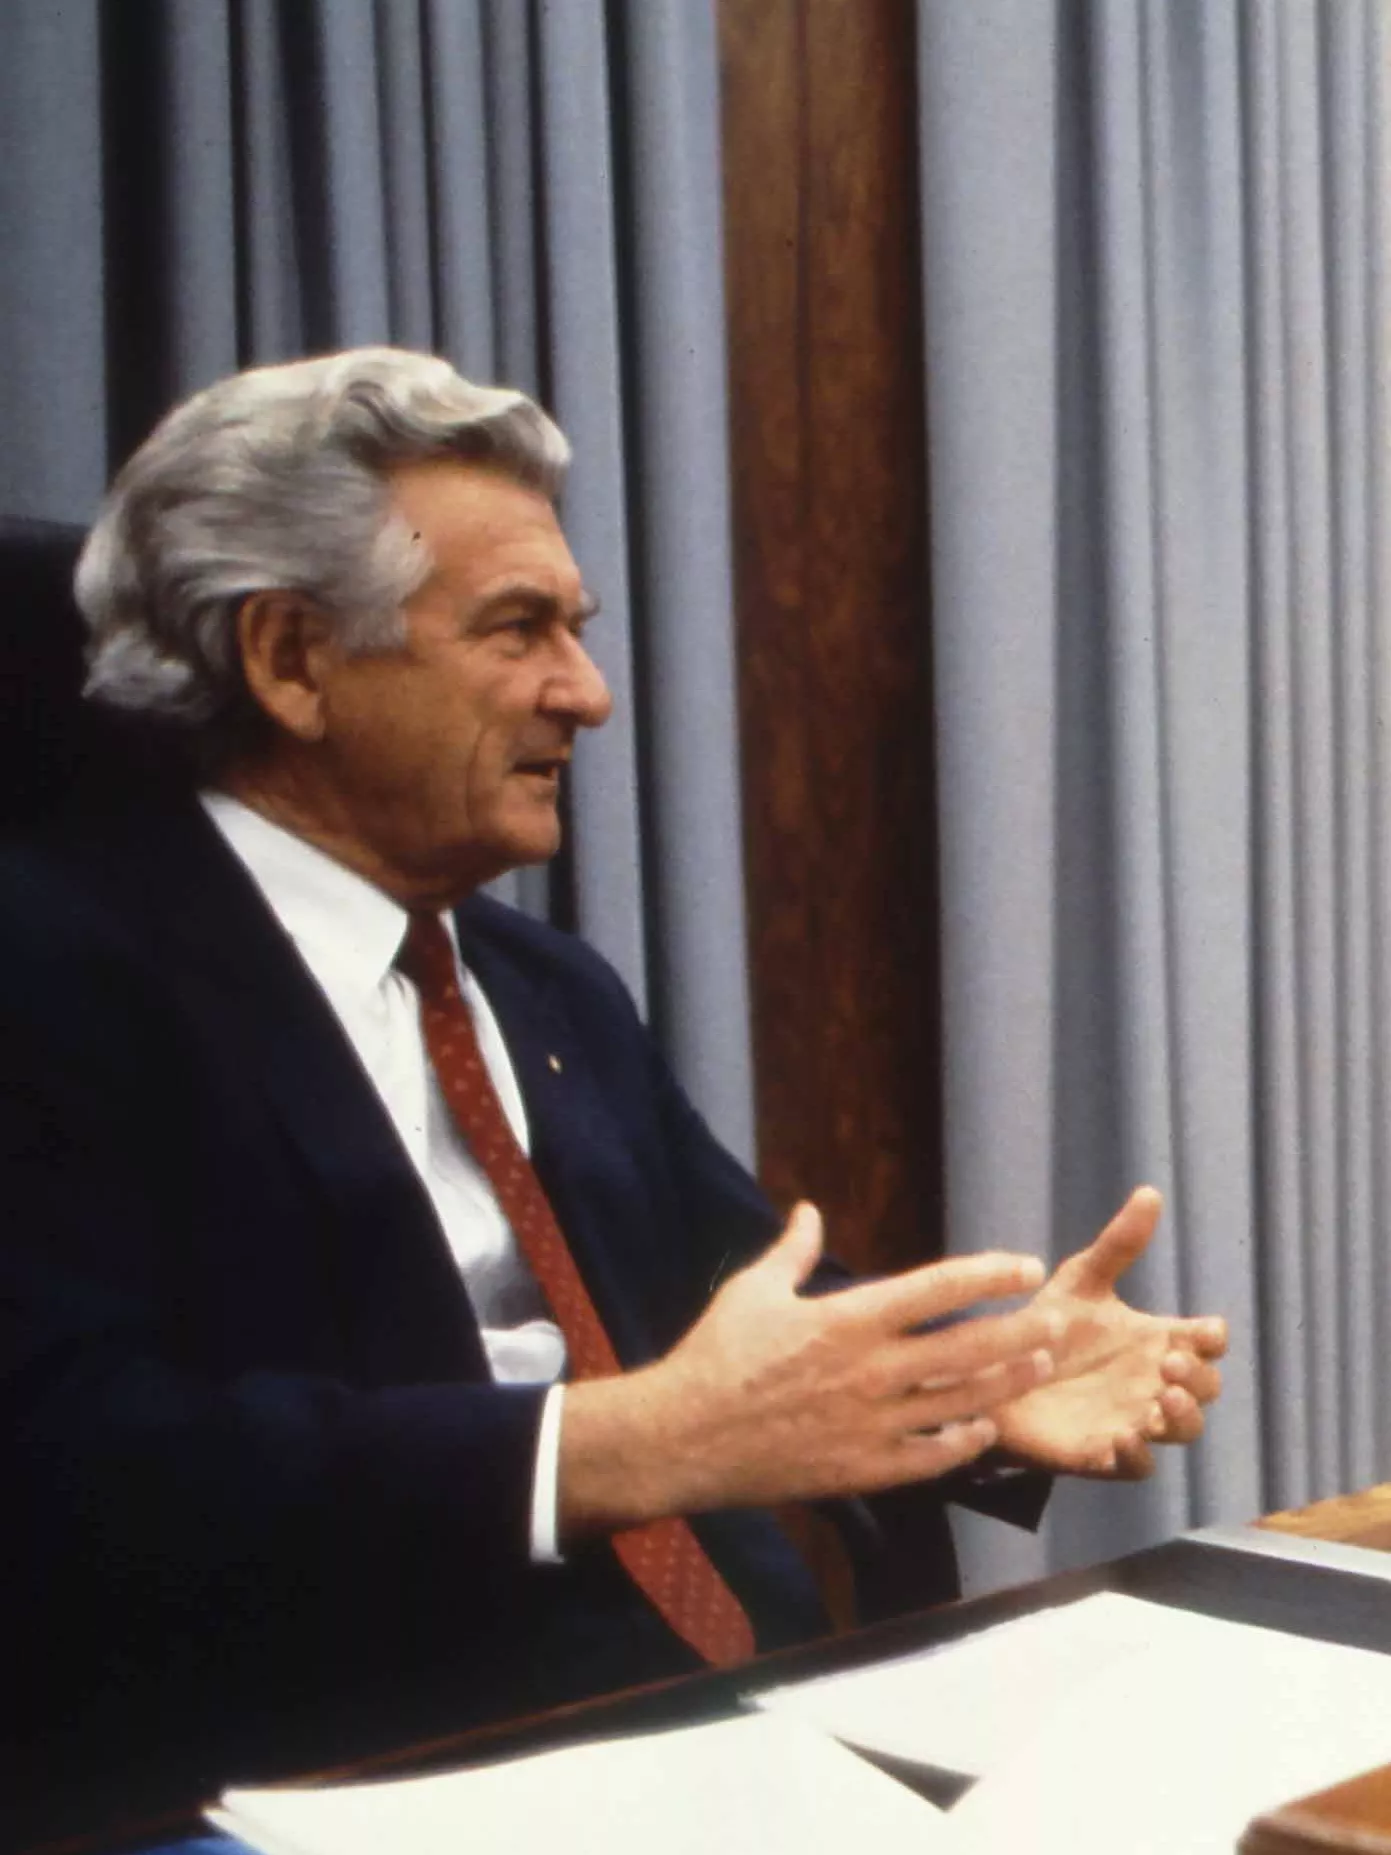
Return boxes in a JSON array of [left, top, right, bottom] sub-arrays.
[[719, 0, 942, 1274]]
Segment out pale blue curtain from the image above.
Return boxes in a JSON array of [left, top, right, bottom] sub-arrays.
[[0, 0, 754, 1162], [919, 0, 1391, 1589]]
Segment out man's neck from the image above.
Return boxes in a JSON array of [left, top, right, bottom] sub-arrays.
[[214, 763, 481, 913]]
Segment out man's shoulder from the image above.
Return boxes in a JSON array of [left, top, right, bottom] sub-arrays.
[[457, 892, 641, 1025], [460, 892, 616, 978], [0, 805, 140, 944], [0, 791, 212, 926], [0, 791, 277, 1010], [0, 802, 212, 1069]]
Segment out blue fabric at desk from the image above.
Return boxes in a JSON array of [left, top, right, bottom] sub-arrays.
[[142, 1837, 252, 1854]]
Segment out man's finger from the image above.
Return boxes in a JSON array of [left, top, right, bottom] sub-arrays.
[[1167, 1314, 1228, 1359], [887, 1416, 1000, 1486], [1149, 1384, 1205, 1445], [895, 1305, 1060, 1392], [896, 1346, 1054, 1430], [1110, 1431, 1158, 1479], [1161, 1351, 1222, 1406], [845, 1249, 1046, 1335], [1059, 1185, 1164, 1295]]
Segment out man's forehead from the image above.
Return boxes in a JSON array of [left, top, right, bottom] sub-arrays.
[[386, 458, 582, 600]]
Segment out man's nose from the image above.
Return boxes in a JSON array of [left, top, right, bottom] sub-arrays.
[[546, 634, 613, 729]]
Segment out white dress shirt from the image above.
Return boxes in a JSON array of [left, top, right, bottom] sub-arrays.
[[201, 792, 567, 1560]]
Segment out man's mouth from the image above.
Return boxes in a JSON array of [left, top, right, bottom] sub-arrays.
[[512, 755, 567, 781]]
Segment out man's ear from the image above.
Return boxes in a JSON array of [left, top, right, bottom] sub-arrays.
[[236, 591, 338, 742]]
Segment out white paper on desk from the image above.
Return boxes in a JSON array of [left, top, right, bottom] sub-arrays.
[[209, 1712, 947, 1855], [949, 1615, 1391, 1855], [751, 1590, 1194, 1773]]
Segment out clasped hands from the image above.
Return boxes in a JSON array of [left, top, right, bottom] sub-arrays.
[[558, 1187, 1226, 1537]]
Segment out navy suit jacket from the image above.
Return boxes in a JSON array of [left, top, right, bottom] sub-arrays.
[[0, 793, 978, 1809]]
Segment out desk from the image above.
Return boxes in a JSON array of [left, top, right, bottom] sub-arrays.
[[1259, 1481, 1391, 1549], [21, 1518, 1391, 1855]]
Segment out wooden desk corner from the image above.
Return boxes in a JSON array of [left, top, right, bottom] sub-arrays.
[[1257, 1482, 1391, 1552], [1242, 1763, 1391, 1855]]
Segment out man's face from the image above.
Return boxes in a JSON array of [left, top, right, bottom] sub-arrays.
[[306, 459, 611, 904]]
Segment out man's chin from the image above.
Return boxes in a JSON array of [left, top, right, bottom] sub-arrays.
[[492, 817, 564, 873]]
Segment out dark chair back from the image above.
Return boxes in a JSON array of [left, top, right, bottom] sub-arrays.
[[0, 517, 162, 828]]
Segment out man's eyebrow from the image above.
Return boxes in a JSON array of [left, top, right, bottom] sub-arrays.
[[472, 584, 601, 620]]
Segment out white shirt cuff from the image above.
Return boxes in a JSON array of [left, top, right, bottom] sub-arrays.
[[528, 1382, 567, 1564]]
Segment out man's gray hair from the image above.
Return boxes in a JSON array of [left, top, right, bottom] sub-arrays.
[[76, 346, 570, 762]]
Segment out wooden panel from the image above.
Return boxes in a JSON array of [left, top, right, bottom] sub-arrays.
[[719, 0, 942, 1273]]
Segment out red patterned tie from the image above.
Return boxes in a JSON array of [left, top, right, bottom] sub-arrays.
[[399, 911, 756, 1668]]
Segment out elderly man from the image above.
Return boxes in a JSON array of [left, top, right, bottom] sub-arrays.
[[1, 349, 1224, 1802]]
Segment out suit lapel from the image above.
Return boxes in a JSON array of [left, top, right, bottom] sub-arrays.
[[100, 799, 490, 1385], [453, 905, 575, 1193], [457, 903, 665, 1368]]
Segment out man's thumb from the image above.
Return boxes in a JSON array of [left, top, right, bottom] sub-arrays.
[[760, 1202, 824, 1291], [1071, 1184, 1163, 1292]]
